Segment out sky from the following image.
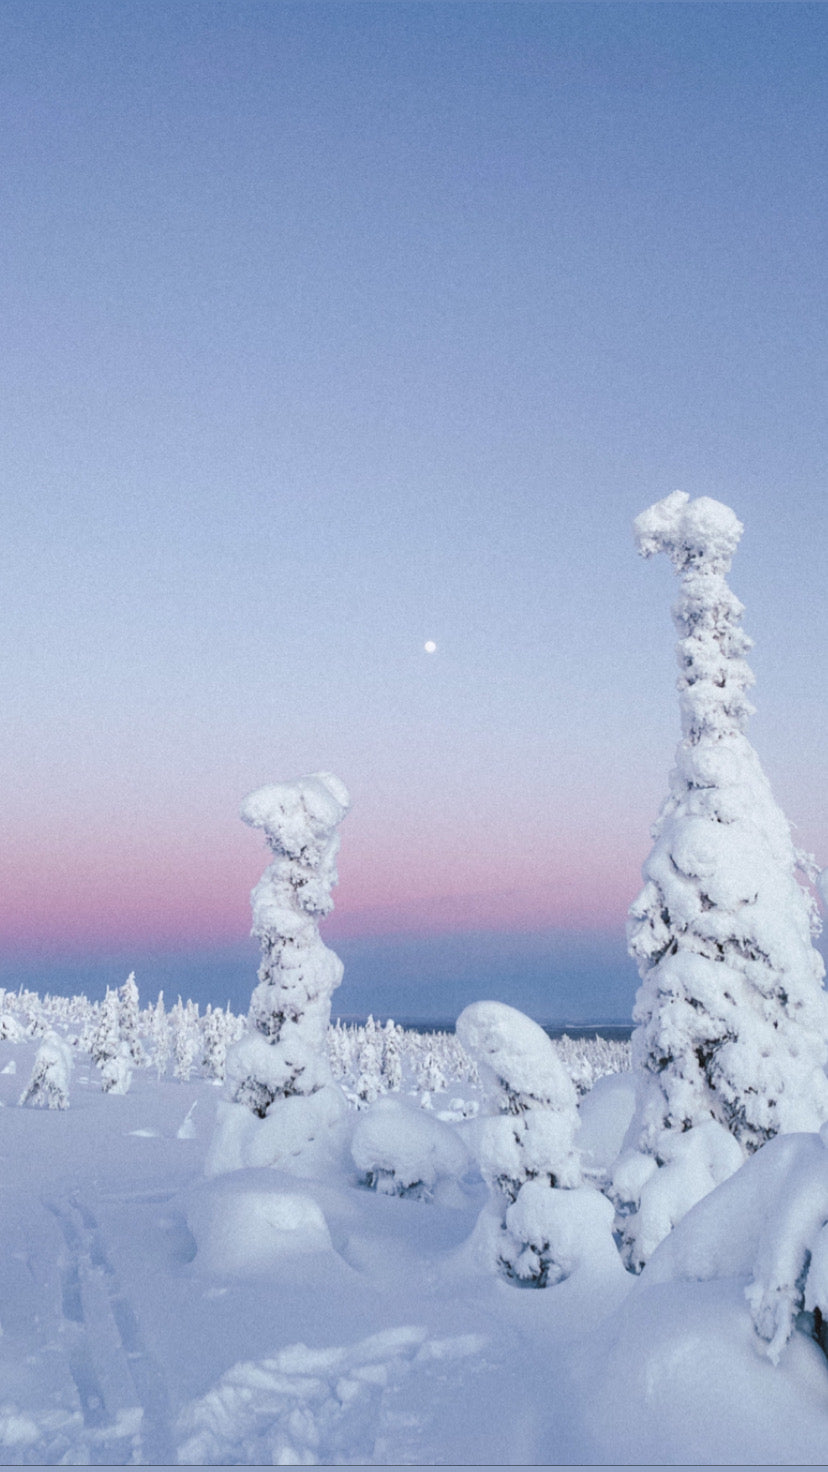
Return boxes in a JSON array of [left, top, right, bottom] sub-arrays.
[[2, 1, 827, 1021]]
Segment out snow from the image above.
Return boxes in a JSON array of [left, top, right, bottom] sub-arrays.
[[0, 997, 827, 1464], [186, 1178, 335, 1275], [576, 1068, 638, 1179]]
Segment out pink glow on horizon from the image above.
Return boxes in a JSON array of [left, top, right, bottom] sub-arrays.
[[0, 818, 645, 956]]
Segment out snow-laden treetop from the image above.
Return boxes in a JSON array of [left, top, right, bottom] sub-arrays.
[[456, 1001, 576, 1113], [240, 772, 350, 931], [241, 773, 350, 864], [634, 490, 754, 745], [634, 489, 743, 574]]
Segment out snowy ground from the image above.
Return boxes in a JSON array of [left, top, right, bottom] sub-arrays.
[[1, 1023, 828, 1465]]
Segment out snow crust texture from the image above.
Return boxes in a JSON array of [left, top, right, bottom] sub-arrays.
[[619, 491, 828, 1268], [176, 1325, 486, 1466]]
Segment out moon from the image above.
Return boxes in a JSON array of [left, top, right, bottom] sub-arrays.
[[424, 640, 437, 653]]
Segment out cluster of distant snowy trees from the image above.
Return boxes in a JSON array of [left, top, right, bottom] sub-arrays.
[[7, 490, 828, 1376], [1, 986, 626, 1115]]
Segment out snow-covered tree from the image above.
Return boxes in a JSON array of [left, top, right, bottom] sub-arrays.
[[225, 773, 350, 1116], [19, 1030, 73, 1109], [616, 491, 828, 1268], [117, 971, 145, 1067], [208, 773, 351, 1176], [171, 997, 197, 1082], [151, 991, 171, 1078], [381, 1019, 403, 1093], [201, 1006, 228, 1082], [355, 1017, 383, 1106], [417, 1041, 448, 1100], [91, 988, 120, 1076], [457, 1001, 585, 1286]]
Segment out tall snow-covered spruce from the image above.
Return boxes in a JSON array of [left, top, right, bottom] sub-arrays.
[[208, 772, 351, 1175], [615, 491, 828, 1269]]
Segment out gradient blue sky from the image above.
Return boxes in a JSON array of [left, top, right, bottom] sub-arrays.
[[2, 2, 826, 1020]]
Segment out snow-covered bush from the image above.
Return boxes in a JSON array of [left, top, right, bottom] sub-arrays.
[[351, 1095, 470, 1200], [457, 1001, 584, 1286], [19, 1030, 73, 1109], [618, 492, 828, 1269], [211, 773, 351, 1176], [100, 1042, 133, 1095], [0, 1013, 24, 1043]]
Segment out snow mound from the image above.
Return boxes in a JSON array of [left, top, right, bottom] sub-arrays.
[[577, 1069, 638, 1179], [569, 1274, 828, 1466], [188, 1184, 333, 1276], [206, 1086, 351, 1179], [613, 1118, 744, 1271], [351, 1095, 470, 1198], [643, 1128, 828, 1363]]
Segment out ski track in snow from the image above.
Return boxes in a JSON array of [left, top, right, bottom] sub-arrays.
[[3, 1192, 489, 1467], [7, 1193, 175, 1466]]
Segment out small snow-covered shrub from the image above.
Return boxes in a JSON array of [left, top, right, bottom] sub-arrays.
[[100, 1041, 133, 1095], [19, 1030, 73, 1109], [457, 1001, 584, 1286], [613, 1116, 743, 1274], [351, 1095, 470, 1200], [503, 1180, 619, 1288], [206, 1084, 349, 1178], [0, 1014, 24, 1043]]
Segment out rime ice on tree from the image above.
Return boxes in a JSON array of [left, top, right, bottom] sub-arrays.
[[616, 492, 828, 1268], [209, 773, 351, 1176]]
